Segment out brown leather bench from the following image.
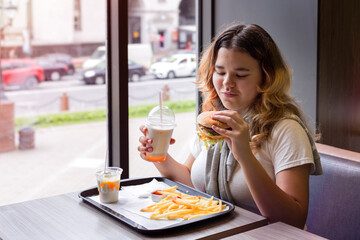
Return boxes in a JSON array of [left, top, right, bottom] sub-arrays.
[[306, 144, 360, 240]]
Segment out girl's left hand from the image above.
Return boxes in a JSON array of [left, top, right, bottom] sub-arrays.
[[211, 110, 252, 162]]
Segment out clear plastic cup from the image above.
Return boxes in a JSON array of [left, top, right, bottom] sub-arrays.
[[144, 106, 176, 162], [96, 167, 123, 203]]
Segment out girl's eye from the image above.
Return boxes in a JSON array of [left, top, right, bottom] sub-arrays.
[[236, 75, 248, 78], [215, 71, 225, 76]]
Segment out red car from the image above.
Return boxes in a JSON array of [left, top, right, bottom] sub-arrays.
[[1, 59, 45, 89]]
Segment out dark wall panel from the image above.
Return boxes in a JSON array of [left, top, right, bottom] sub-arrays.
[[208, 0, 318, 129], [318, 0, 360, 151]]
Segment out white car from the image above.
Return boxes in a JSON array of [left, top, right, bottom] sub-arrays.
[[82, 46, 106, 70], [149, 53, 196, 79]]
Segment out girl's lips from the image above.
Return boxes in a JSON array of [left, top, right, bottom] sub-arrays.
[[222, 92, 238, 97]]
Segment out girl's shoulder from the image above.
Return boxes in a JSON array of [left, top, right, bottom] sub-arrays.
[[271, 116, 308, 140]]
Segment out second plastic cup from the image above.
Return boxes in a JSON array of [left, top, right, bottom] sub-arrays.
[[145, 106, 176, 162], [96, 167, 123, 203]]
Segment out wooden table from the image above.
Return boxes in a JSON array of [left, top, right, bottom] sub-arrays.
[[222, 222, 327, 240], [0, 192, 267, 240]]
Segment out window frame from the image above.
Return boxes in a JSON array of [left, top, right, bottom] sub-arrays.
[[107, 0, 129, 178]]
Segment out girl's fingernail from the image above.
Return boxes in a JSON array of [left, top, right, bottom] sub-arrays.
[[147, 147, 153, 152], [147, 139, 152, 144]]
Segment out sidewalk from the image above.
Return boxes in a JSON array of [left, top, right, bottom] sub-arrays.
[[0, 111, 196, 206]]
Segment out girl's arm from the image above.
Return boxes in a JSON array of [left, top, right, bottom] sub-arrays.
[[152, 153, 195, 187], [137, 125, 195, 187], [239, 152, 310, 228]]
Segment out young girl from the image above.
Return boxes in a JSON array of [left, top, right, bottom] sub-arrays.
[[138, 24, 321, 228]]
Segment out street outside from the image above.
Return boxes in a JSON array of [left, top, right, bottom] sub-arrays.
[[0, 72, 197, 206], [4, 72, 197, 117]]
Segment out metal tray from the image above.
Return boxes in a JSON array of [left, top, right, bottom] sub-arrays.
[[78, 177, 235, 234]]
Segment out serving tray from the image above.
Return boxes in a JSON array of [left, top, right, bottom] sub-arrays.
[[78, 177, 235, 234]]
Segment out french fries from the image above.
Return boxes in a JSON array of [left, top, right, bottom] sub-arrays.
[[140, 185, 226, 220]]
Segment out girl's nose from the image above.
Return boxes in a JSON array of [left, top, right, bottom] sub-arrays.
[[223, 74, 235, 88]]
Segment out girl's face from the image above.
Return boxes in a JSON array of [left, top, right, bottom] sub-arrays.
[[213, 47, 263, 115]]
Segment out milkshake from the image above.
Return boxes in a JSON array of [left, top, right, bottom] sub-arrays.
[[145, 106, 176, 162]]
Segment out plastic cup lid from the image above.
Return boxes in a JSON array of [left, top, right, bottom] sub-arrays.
[[145, 106, 176, 126], [96, 167, 123, 178]]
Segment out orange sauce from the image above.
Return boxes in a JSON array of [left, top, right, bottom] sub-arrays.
[[101, 181, 120, 190], [146, 154, 166, 162]]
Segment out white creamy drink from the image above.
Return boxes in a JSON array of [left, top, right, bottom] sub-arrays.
[[146, 126, 174, 161], [144, 105, 176, 162]]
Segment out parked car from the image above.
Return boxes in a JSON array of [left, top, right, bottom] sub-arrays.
[[36, 57, 69, 81], [82, 59, 106, 85], [1, 59, 45, 89], [82, 45, 106, 70], [81, 59, 147, 84], [128, 60, 147, 82], [149, 53, 196, 79], [39, 53, 75, 75]]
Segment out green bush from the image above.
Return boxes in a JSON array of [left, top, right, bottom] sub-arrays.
[[15, 100, 196, 128], [129, 100, 196, 118]]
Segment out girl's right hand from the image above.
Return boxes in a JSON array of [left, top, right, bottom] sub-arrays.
[[137, 125, 176, 161], [138, 125, 153, 161]]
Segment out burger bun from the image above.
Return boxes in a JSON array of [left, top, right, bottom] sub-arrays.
[[197, 111, 229, 129]]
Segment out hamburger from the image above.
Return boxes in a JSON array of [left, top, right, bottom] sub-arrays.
[[197, 111, 230, 148]]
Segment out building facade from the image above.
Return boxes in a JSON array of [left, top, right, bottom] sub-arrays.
[[1, 0, 195, 58]]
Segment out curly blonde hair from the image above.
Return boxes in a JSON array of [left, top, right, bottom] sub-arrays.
[[197, 24, 312, 151]]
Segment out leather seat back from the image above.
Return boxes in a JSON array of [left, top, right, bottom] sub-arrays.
[[306, 153, 360, 240]]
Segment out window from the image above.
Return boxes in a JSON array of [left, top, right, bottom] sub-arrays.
[[0, 0, 106, 206], [0, 0, 197, 206], [124, 0, 198, 178], [107, 0, 198, 178]]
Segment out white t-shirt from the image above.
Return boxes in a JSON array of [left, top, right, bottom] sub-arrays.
[[190, 119, 315, 211]]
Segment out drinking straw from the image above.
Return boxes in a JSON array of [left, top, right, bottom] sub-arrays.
[[104, 150, 108, 173], [159, 91, 163, 123]]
